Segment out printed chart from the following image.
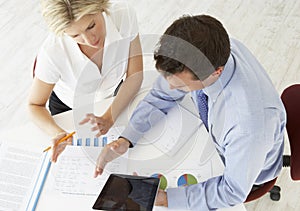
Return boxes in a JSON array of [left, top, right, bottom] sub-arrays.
[[151, 173, 168, 190], [177, 174, 198, 187]]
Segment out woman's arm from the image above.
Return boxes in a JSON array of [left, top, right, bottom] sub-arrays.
[[108, 34, 143, 120], [28, 78, 72, 162], [80, 35, 143, 136], [27, 77, 65, 135]]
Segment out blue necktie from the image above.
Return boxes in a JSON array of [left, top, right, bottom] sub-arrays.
[[196, 90, 208, 130]]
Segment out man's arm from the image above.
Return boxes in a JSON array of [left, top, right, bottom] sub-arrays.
[[94, 76, 186, 176], [167, 108, 284, 210], [121, 76, 187, 146]]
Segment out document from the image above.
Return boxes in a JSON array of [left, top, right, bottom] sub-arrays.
[[39, 126, 127, 199], [46, 146, 128, 196], [141, 104, 201, 156], [0, 126, 127, 211], [0, 142, 51, 211]]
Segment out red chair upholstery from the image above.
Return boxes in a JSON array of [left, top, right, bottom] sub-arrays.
[[32, 57, 37, 78], [245, 84, 300, 202], [245, 178, 278, 202], [281, 84, 300, 180]]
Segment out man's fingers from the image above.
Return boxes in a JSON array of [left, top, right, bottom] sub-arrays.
[[95, 143, 119, 176], [110, 140, 129, 155], [94, 140, 129, 177], [110, 142, 120, 152], [95, 155, 107, 177], [94, 167, 104, 178]]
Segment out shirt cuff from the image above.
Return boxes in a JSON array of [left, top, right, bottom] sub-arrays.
[[167, 187, 188, 210], [120, 123, 145, 147]]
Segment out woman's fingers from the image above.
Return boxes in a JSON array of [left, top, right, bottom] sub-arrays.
[[51, 132, 71, 162], [79, 113, 95, 125]]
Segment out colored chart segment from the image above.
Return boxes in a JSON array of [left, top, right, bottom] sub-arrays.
[[151, 173, 168, 190], [73, 137, 108, 147], [177, 174, 198, 187]]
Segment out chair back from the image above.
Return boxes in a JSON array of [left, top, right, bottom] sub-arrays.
[[281, 84, 300, 180], [32, 57, 37, 78], [244, 178, 277, 202]]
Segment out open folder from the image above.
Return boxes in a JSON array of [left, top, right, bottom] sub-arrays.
[[0, 125, 128, 211], [0, 141, 51, 211], [0, 96, 202, 211]]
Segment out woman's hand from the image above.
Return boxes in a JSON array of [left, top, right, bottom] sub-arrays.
[[79, 113, 114, 137], [94, 137, 130, 177], [51, 132, 72, 162]]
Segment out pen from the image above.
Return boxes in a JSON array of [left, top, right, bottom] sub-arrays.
[[43, 131, 76, 152]]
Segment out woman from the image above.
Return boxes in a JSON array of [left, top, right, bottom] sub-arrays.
[[28, 0, 143, 162]]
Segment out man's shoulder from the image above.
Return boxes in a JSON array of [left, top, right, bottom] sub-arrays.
[[229, 38, 246, 49]]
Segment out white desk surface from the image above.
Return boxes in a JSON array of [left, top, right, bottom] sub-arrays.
[[0, 93, 246, 211]]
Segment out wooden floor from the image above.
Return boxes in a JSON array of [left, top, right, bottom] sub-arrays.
[[1, 0, 299, 210]]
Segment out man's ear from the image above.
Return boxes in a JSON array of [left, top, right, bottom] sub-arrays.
[[212, 67, 224, 76]]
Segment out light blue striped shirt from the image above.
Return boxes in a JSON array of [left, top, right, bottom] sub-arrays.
[[121, 39, 286, 210]]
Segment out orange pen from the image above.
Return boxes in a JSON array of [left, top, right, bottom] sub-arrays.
[[43, 131, 76, 152]]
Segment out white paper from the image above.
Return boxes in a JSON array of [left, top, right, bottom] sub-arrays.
[[0, 142, 50, 211], [141, 104, 201, 156], [45, 146, 128, 196]]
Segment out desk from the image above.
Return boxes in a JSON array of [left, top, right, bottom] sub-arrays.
[[0, 92, 246, 211]]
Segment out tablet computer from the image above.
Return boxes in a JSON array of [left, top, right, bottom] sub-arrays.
[[92, 174, 160, 211]]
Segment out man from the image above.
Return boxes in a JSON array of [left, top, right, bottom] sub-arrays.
[[92, 15, 286, 210]]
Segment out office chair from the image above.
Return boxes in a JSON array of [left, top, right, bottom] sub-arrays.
[[32, 57, 37, 78], [245, 84, 300, 202], [281, 84, 300, 181]]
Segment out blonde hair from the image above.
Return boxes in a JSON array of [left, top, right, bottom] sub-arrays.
[[41, 0, 110, 35]]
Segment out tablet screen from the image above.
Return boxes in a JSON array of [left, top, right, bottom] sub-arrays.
[[92, 174, 160, 211]]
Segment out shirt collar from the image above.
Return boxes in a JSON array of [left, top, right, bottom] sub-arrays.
[[102, 12, 122, 48], [203, 54, 235, 103]]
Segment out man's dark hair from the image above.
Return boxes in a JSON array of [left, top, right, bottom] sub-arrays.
[[154, 15, 230, 80]]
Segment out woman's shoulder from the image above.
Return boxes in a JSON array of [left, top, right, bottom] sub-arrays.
[[108, 1, 137, 23], [109, 1, 134, 13], [39, 33, 76, 58], [41, 33, 68, 50], [106, 1, 138, 38]]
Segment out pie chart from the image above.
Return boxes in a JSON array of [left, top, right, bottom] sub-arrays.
[[151, 173, 168, 190], [177, 174, 198, 187]]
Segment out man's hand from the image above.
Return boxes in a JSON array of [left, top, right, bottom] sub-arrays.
[[51, 132, 72, 162], [155, 189, 168, 207], [79, 113, 113, 137], [94, 137, 130, 177]]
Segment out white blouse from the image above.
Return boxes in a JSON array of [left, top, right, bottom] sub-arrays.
[[35, 1, 139, 108]]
